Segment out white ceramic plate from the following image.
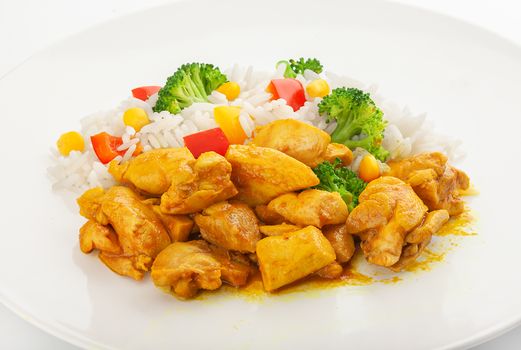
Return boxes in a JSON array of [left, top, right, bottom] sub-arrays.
[[1, 0, 521, 349]]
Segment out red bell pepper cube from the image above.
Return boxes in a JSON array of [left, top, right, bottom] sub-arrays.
[[183, 128, 230, 158]]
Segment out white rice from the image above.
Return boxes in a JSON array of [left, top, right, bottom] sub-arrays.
[[48, 63, 464, 194], [47, 150, 116, 193], [381, 102, 465, 162]]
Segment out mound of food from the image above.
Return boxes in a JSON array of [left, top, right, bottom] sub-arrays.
[[49, 59, 471, 299]]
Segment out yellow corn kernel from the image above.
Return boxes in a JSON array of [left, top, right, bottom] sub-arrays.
[[216, 82, 241, 101], [306, 79, 330, 98], [123, 107, 150, 132], [359, 154, 380, 182], [214, 106, 247, 144], [57, 131, 85, 156]]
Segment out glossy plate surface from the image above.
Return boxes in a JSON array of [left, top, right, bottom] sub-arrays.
[[1, 0, 520, 349]]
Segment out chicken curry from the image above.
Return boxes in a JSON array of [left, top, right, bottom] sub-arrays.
[[76, 119, 470, 299]]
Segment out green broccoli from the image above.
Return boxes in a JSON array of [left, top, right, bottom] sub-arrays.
[[312, 158, 367, 211], [276, 58, 323, 78], [319, 87, 389, 161], [153, 63, 228, 114]]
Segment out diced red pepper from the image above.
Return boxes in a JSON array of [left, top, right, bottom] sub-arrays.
[[267, 79, 306, 111], [90, 132, 142, 164], [183, 128, 230, 158], [131, 86, 162, 101]]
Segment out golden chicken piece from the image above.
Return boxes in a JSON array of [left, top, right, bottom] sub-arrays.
[[151, 241, 222, 299], [388, 238, 431, 272], [194, 201, 261, 253], [315, 262, 344, 279], [259, 223, 302, 236], [151, 206, 193, 242], [141, 197, 160, 206], [108, 148, 195, 196], [385, 152, 470, 216], [345, 177, 428, 267], [254, 205, 285, 225], [388, 209, 450, 271], [267, 189, 349, 228], [321, 143, 354, 166], [77, 186, 171, 280], [323, 224, 356, 264], [208, 245, 253, 287], [225, 145, 319, 206], [160, 151, 238, 214], [386, 152, 447, 179], [79, 220, 121, 255], [77, 187, 108, 225], [405, 209, 449, 245], [99, 253, 151, 281], [256, 226, 336, 291], [251, 119, 331, 168]]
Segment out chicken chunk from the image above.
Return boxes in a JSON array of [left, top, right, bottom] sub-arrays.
[[160, 151, 238, 214], [77, 187, 108, 225], [386, 152, 470, 216], [194, 201, 261, 253], [77, 186, 171, 280], [315, 262, 344, 279], [151, 206, 194, 242], [345, 177, 428, 267], [388, 209, 450, 271], [405, 209, 449, 244], [208, 245, 253, 287], [79, 220, 121, 255], [259, 223, 301, 236], [388, 238, 431, 272], [321, 143, 353, 166], [256, 226, 336, 291], [101, 186, 171, 258], [251, 119, 331, 168], [99, 253, 152, 281], [267, 189, 349, 228], [323, 224, 356, 264], [151, 241, 222, 299], [254, 205, 285, 225], [225, 145, 319, 206], [108, 148, 195, 196]]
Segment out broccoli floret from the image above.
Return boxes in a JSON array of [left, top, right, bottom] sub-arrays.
[[312, 158, 367, 211], [319, 87, 389, 161], [276, 58, 323, 78], [153, 63, 228, 114]]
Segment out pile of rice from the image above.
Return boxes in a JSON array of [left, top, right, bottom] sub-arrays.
[[48, 64, 464, 193]]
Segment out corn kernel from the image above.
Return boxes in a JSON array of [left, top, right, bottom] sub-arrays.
[[216, 82, 241, 101], [359, 154, 380, 182], [57, 131, 85, 156], [306, 79, 330, 98], [123, 107, 150, 132]]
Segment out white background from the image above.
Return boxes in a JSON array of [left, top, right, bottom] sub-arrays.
[[1, 0, 520, 348]]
